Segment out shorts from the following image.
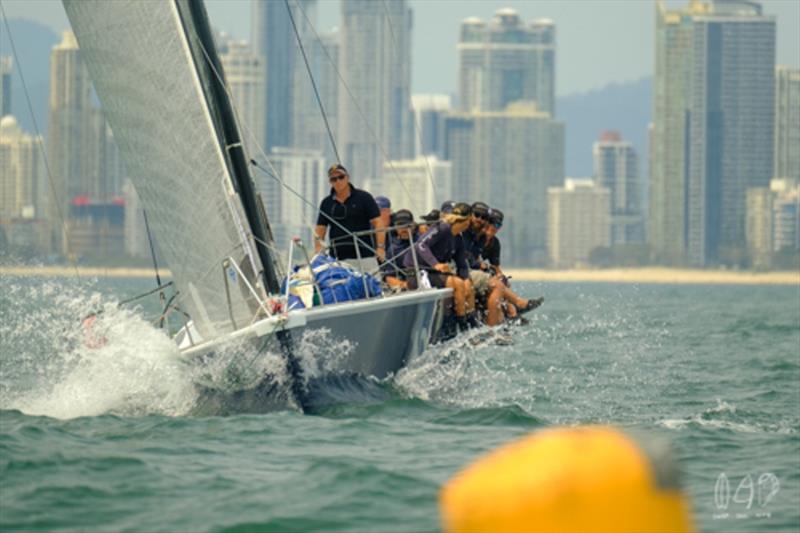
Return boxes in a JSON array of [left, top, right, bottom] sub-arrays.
[[470, 269, 492, 295]]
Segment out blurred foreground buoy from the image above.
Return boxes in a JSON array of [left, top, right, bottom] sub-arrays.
[[440, 426, 693, 533]]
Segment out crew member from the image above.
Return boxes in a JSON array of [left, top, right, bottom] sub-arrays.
[[405, 203, 474, 331], [381, 209, 419, 290], [482, 208, 543, 324], [315, 164, 385, 272]]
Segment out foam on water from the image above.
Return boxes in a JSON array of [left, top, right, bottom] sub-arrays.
[[657, 399, 798, 435], [0, 277, 369, 418], [0, 279, 197, 419]]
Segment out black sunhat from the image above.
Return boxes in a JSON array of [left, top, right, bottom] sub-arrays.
[[452, 202, 472, 217], [489, 208, 504, 225], [471, 202, 490, 218], [440, 200, 456, 214], [421, 209, 440, 222], [392, 209, 415, 227]]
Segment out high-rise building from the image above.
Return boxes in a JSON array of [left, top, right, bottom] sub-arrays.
[[47, 30, 92, 250], [382, 156, 452, 216], [771, 178, 800, 253], [251, 0, 317, 152], [411, 94, 451, 158], [219, 39, 267, 159], [458, 9, 555, 115], [651, 0, 775, 267], [0, 56, 11, 116], [774, 66, 800, 182], [593, 131, 644, 245], [47, 31, 123, 254], [293, 29, 340, 165], [256, 147, 325, 252], [650, 1, 695, 265], [548, 179, 611, 268], [0, 115, 44, 220], [338, 0, 413, 190], [745, 179, 800, 268], [443, 103, 564, 265], [745, 187, 774, 268]]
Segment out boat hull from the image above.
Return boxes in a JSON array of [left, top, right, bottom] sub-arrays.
[[182, 288, 450, 413]]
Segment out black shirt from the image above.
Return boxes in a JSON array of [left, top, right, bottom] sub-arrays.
[[482, 236, 501, 267], [461, 228, 486, 269], [317, 184, 380, 259]]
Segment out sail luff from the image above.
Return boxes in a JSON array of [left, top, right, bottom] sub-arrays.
[[168, 1, 264, 287], [175, 0, 282, 295], [62, 0, 269, 340]]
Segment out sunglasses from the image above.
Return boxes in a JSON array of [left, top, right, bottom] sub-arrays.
[[329, 174, 346, 182], [473, 212, 489, 220]]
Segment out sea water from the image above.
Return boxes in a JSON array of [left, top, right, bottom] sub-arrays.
[[1, 275, 798, 532]]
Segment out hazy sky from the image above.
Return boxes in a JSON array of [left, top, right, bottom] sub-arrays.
[[3, 0, 799, 96]]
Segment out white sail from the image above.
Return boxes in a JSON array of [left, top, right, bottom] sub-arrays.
[[63, 0, 266, 339]]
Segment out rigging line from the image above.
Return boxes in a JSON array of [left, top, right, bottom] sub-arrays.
[[142, 209, 168, 328], [284, 0, 340, 164], [378, 0, 439, 204], [194, 38, 381, 260], [250, 159, 386, 262], [194, 40, 326, 258], [0, 0, 80, 279], [292, 0, 423, 215]]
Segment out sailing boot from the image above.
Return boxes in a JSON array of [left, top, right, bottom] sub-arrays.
[[519, 297, 544, 315], [466, 312, 482, 329], [456, 315, 470, 333]]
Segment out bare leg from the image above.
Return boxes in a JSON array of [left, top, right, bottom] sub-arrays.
[[464, 279, 476, 314], [486, 286, 505, 326], [447, 277, 466, 316]]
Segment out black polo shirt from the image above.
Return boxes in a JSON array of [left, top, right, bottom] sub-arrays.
[[317, 184, 380, 259]]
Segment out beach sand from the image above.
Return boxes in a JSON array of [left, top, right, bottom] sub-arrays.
[[504, 267, 799, 285], [2, 265, 797, 285]]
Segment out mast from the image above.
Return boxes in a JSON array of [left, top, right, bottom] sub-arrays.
[[176, 0, 282, 295]]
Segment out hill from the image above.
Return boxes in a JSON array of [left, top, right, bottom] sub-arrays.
[[557, 77, 652, 180]]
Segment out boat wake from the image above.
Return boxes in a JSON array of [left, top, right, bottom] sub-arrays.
[[0, 278, 378, 418], [0, 279, 196, 419], [394, 326, 536, 413]]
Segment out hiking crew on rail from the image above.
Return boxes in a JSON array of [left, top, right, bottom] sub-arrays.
[[314, 163, 543, 328]]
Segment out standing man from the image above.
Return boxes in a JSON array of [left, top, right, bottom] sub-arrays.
[[315, 164, 386, 272]]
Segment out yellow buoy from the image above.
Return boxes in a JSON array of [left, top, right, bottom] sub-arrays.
[[440, 426, 693, 533]]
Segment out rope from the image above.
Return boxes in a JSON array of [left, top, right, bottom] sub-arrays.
[[194, 39, 387, 267], [284, 0, 341, 164], [377, 0, 439, 204], [0, 1, 80, 279], [291, 0, 423, 215]]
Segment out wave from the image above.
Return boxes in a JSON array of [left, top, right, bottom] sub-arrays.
[[657, 399, 798, 435]]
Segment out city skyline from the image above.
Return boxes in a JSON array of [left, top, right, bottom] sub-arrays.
[[2, 0, 798, 98], [0, 0, 797, 269]]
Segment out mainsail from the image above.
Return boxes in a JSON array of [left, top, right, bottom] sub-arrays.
[[63, 0, 278, 340]]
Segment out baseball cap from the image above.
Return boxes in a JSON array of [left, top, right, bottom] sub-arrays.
[[375, 196, 391, 210], [440, 200, 456, 214], [392, 209, 414, 227], [489, 208, 504, 226], [421, 209, 441, 222], [471, 201, 490, 218], [452, 202, 472, 217], [328, 163, 348, 177]]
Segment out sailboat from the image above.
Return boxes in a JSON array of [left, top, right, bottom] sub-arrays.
[[61, 0, 450, 412]]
